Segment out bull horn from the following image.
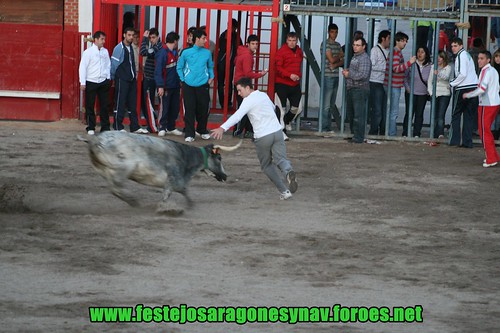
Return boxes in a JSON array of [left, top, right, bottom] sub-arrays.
[[213, 139, 243, 152]]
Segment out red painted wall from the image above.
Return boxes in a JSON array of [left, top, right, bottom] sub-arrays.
[[0, 23, 63, 120]]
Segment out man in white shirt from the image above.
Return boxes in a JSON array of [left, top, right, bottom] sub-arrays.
[[449, 37, 479, 148], [79, 31, 111, 135], [211, 77, 298, 200], [369, 30, 390, 135], [464, 50, 500, 167]]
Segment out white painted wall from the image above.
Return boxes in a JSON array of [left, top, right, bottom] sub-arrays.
[[79, 0, 93, 33]]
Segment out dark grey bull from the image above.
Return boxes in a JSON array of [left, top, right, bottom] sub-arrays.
[[78, 131, 241, 214]]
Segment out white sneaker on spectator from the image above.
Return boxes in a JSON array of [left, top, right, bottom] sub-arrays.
[[280, 190, 292, 200], [185, 137, 195, 143], [283, 132, 289, 141], [134, 128, 149, 134], [201, 133, 211, 140], [87, 130, 95, 135], [322, 130, 335, 137], [119, 129, 127, 133], [483, 161, 498, 168], [167, 129, 183, 136], [158, 130, 166, 137]]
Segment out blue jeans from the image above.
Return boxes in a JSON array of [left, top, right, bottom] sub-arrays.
[[320, 76, 340, 131], [369, 82, 387, 135], [433, 95, 451, 137], [386, 86, 401, 136], [159, 88, 180, 132], [346, 87, 369, 143]]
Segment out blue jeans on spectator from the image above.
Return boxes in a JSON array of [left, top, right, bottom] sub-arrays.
[[386, 86, 401, 136], [346, 87, 369, 143], [369, 82, 387, 135], [321, 76, 340, 131], [159, 88, 180, 132], [434, 95, 451, 138]]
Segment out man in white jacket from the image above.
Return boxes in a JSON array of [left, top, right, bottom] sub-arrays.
[[449, 37, 478, 148], [464, 50, 500, 167], [211, 77, 298, 200], [79, 31, 111, 135]]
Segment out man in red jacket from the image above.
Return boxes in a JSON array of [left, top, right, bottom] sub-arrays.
[[275, 32, 304, 139], [232, 35, 269, 137]]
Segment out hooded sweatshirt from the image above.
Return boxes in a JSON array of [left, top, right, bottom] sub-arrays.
[[234, 45, 265, 84]]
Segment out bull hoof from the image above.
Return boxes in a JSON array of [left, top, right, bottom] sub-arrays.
[[156, 201, 184, 216]]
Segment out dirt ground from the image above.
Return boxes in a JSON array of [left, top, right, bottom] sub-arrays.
[[1, 119, 499, 333]]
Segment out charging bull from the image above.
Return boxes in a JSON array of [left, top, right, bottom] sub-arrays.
[[78, 131, 241, 215]]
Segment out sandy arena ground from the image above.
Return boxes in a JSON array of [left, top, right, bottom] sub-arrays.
[[1, 119, 499, 333]]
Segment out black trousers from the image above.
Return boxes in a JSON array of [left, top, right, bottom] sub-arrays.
[[85, 80, 111, 132], [275, 83, 301, 124], [141, 77, 156, 131], [416, 26, 430, 50], [113, 78, 140, 132], [182, 83, 210, 138], [217, 62, 234, 107], [403, 93, 428, 137]]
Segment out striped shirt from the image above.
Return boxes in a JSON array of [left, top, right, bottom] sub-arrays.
[[320, 38, 342, 78], [384, 47, 411, 88], [140, 38, 163, 79]]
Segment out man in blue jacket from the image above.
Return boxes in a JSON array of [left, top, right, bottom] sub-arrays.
[[176, 29, 214, 142], [155, 31, 182, 137], [110, 27, 148, 134]]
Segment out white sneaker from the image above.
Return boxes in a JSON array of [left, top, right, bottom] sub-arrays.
[[134, 128, 149, 134], [322, 130, 335, 137], [119, 129, 127, 133], [201, 133, 211, 140], [483, 161, 498, 168], [283, 132, 289, 141], [167, 129, 183, 136], [438, 135, 444, 139], [87, 130, 95, 135], [158, 130, 166, 137], [280, 190, 292, 200], [185, 137, 195, 143]]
